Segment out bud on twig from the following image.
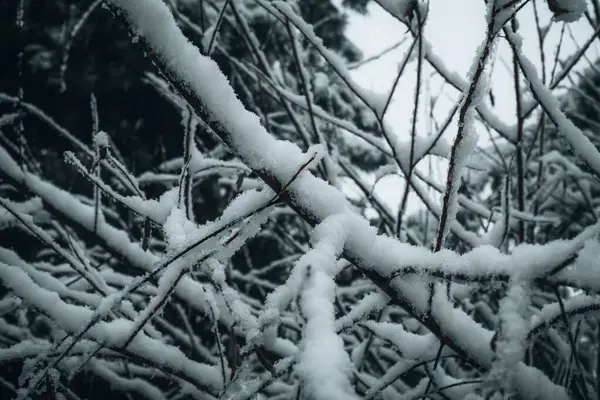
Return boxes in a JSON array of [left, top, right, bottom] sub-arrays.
[[546, 0, 586, 22], [93, 131, 110, 161]]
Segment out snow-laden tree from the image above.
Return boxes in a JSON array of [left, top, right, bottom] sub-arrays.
[[463, 50, 600, 399], [1, 1, 600, 400]]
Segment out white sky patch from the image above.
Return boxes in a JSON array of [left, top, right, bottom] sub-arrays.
[[344, 0, 600, 217]]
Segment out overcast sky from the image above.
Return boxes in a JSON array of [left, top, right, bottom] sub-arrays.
[[342, 0, 600, 218]]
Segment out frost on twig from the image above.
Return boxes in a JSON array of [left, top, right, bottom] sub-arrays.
[[434, 1, 497, 250]]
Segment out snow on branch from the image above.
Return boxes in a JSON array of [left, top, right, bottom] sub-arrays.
[[0, 262, 223, 394], [506, 26, 600, 177], [3, 0, 600, 399], [96, 1, 596, 399]]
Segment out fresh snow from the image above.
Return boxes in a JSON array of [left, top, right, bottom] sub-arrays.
[[0, 1, 597, 399]]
